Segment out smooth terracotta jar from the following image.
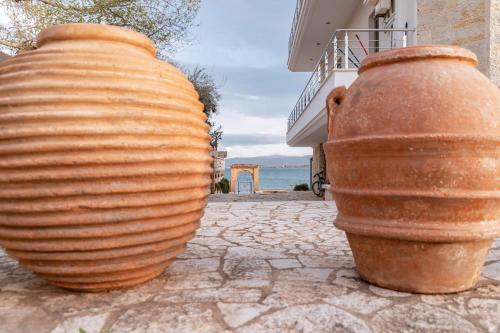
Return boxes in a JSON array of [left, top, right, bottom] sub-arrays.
[[0, 24, 212, 291], [324, 45, 500, 294]]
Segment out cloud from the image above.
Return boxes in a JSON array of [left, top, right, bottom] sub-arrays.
[[174, 0, 310, 118], [175, 0, 298, 68], [232, 93, 262, 101], [173, 0, 311, 157], [182, 65, 308, 118], [225, 144, 311, 158], [216, 66, 308, 119], [213, 112, 287, 136], [221, 133, 285, 146]]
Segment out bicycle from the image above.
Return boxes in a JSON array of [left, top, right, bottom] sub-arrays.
[[312, 170, 326, 197]]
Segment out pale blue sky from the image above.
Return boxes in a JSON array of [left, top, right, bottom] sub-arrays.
[[174, 0, 312, 157]]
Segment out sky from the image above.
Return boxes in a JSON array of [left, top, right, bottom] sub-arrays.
[[173, 0, 312, 158]]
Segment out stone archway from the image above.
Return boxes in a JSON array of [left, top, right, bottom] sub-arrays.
[[230, 164, 259, 193]]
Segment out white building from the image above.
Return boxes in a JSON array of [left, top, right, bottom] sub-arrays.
[[286, 0, 499, 182], [211, 150, 227, 193]]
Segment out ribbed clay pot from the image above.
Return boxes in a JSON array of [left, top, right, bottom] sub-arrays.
[[324, 45, 500, 294], [0, 24, 212, 291]]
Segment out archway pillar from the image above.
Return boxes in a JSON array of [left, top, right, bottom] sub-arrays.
[[253, 169, 259, 192], [230, 167, 237, 193]]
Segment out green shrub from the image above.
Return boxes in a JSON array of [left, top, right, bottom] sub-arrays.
[[216, 178, 230, 193], [293, 183, 309, 191]]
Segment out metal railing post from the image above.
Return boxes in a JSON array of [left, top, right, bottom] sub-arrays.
[[344, 31, 349, 69], [333, 35, 338, 69], [402, 32, 407, 47], [324, 50, 329, 75]]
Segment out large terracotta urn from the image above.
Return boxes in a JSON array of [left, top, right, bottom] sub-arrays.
[[324, 45, 500, 294], [0, 24, 212, 291]]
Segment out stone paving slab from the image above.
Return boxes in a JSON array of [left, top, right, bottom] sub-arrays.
[[0, 201, 499, 333]]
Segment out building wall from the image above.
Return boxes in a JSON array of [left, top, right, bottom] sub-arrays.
[[210, 151, 227, 193], [346, 2, 374, 31], [346, 1, 375, 54], [213, 157, 225, 183], [394, 0, 418, 29], [487, 0, 500, 85], [312, 143, 326, 182], [417, 0, 499, 85]]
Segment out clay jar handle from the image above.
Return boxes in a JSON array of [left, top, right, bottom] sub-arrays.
[[326, 86, 347, 140]]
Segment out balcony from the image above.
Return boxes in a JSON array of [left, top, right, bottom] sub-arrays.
[[287, 28, 415, 146], [287, 0, 360, 71]]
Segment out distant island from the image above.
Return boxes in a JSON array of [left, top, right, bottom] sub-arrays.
[[226, 155, 311, 168]]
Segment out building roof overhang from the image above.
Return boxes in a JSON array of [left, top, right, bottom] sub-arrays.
[[287, 0, 362, 72]]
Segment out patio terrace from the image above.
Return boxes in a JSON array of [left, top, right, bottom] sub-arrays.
[[1, 197, 499, 332]]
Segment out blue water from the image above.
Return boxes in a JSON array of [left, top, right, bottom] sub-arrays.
[[225, 167, 310, 191]]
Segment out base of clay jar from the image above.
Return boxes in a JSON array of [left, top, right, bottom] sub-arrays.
[[346, 233, 492, 294], [37, 259, 174, 293]]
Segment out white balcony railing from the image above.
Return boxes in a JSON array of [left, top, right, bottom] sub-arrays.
[[287, 28, 416, 132], [288, 0, 304, 56]]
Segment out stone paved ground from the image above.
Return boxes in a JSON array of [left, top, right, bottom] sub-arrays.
[[0, 200, 499, 333]]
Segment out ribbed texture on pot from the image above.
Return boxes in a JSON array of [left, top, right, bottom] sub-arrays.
[[0, 24, 211, 291], [325, 45, 500, 243]]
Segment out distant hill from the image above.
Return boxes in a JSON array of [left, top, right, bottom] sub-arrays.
[[226, 155, 311, 168]]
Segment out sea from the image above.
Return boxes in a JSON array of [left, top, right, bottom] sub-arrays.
[[225, 166, 310, 192]]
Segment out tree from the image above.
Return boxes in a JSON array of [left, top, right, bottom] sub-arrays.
[[215, 178, 229, 194], [186, 66, 220, 116], [0, 0, 201, 57], [293, 183, 309, 191], [209, 124, 222, 150], [185, 66, 222, 149]]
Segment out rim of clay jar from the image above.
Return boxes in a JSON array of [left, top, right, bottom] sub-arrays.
[[37, 23, 156, 56], [358, 44, 478, 74]]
